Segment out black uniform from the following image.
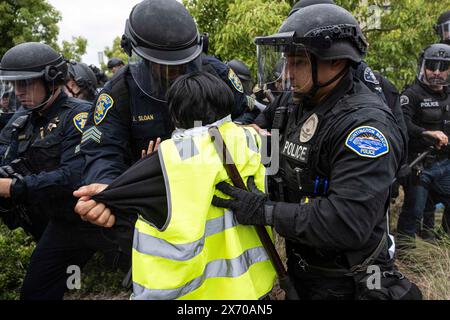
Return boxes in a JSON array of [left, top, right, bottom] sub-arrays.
[[257, 72, 406, 299], [397, 80, 450, 238], [81, 57, 249, 185], [0, 92, 124, 300]]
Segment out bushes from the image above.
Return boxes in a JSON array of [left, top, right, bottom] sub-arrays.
[[0, 222, 35, 300]]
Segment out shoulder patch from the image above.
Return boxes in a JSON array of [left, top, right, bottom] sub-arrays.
[[400, 95, 410, 106], [363, 67, 380, 85], [73, 112, 88, 133], [228, 68, 244, 93], [94, 93, 114, 125], [345, 126, 389, 158]]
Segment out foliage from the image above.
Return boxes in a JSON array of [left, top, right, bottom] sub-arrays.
[[0, 222, 35, 300], [0, 0, 61, 58], [185, 0, 450, 89], [60, 36, 88, 62], [103, 36, 129, 75]]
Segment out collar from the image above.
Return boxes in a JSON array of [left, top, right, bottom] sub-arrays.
[[33, 91, 67, 121], [416, 79, 449, 99], [171, 115, 232, 139]]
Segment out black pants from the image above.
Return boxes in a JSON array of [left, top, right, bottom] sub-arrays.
[[20, 220, 129, 300], [287, 257, 355, 300]]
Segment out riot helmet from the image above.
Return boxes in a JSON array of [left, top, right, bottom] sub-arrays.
[[66, 61, 98, 101], [0, 42, 67, 111], [435, 10, 450, 45], [255, 4, 367, 101], [226, 59, 253, 94], [289, 0, 336, 17], [121, 0, 205, 102], [417, 43, 450, 88], [107, 58, 125, 70]]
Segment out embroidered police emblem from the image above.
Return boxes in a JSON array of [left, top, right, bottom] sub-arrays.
[[345, 126, 389, 158], [300, 114, 319, 143], [400, 95, 409, 106], [94, 93, 114, 125], [228, 68, 244, 93], [364, 67, 380, 85], [73, 112, 88, 133]]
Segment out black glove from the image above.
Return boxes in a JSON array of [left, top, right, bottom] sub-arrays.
[[212, 176, 274, 226], [0, 165, 14, 178]]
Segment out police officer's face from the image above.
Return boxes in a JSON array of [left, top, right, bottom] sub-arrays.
[[1, 96, 9, 111], [425, 61, 450, 89], [14, 78, 47, 109], [286, 53, 313, 93]]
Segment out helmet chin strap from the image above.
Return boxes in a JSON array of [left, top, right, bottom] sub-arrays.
[[295, 55, 349, 105]]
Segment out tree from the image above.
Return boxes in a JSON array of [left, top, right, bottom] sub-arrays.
[[337, 0, 450, 89], [103, 36, 129, 74], [60, 36, 88, 62], [185, 0, 450, 89], [0, 0, 61, 57]]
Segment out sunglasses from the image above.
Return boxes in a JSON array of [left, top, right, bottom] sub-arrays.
[[425, 60, 450, 72]]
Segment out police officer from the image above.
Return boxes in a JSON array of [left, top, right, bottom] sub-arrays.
[[0, 83, 19, 130], [107, 58, 125, 75], [0, 42, 122, 300], [89, 64, 109, 89], [65, 61, 98, 102], [74, 0, 252, 227], [397, 44, 450, 245], [435, 10, 450, 45], [213, 4, 409, 299]]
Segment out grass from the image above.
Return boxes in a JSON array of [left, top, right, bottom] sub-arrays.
[[1, 186, 450, 300]]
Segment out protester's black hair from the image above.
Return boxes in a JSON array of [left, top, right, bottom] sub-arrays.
[[166, 71, 234, 128]]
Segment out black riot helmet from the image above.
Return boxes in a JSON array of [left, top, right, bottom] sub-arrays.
[[417, 43, 450, 87], [435, 10, 450, 45], [0, 42, 67, 111], [289, 0, 335, 16], [121, 0, 205, 102], [66, 61, 98, 101], [255, 4, 367, 101], [107, 58, 125, 70]]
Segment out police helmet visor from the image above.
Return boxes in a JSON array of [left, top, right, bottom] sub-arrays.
[[256, 34, 312, 94], [0, 82, 18, 113], [418, 58, 450, 87], [0, 78, 48, 110], [129, 49, 202, 102], [437, 22, 450, 42], [0, 69, 45, 81]]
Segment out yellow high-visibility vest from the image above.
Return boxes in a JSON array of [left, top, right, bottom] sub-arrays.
[[132, 119, 276, 300]]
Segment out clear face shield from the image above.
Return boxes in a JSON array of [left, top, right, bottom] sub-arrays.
[[0, 78, 50, 111], [418, 58, 450, 87], [256, 35, 312, 96], [129, 49, 202, 102], [437, 22, 450, 43]]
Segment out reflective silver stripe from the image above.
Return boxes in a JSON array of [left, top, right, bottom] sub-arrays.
[[134, 210, 238, 261], [174, 137, 199, 160], [132, 246, 269, 300]]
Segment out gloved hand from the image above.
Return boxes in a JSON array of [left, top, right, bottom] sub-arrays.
[[0, 165, 14, 178], [212, 176, 274, 226]]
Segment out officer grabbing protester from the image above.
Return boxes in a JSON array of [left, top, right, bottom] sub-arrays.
[[0, 42, 124, 300], [213, 4, 420, 300], [397, 44, 450, 245], [74, 0, 257, 259]]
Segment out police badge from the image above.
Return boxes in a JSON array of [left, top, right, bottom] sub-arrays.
[[300, 114, 319, 143]]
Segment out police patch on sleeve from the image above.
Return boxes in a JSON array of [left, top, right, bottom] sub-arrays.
[[345, 126, 389, 158], [363, 67, 380, 85], [400, 95, 410, 106], [73, 112, 88, 133], [94, 93, 114, 125], [228, 68, 244, 93]]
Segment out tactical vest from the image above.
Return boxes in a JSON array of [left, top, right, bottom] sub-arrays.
[[132, 120, 276, 300], [404, 82, 450, 154]]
